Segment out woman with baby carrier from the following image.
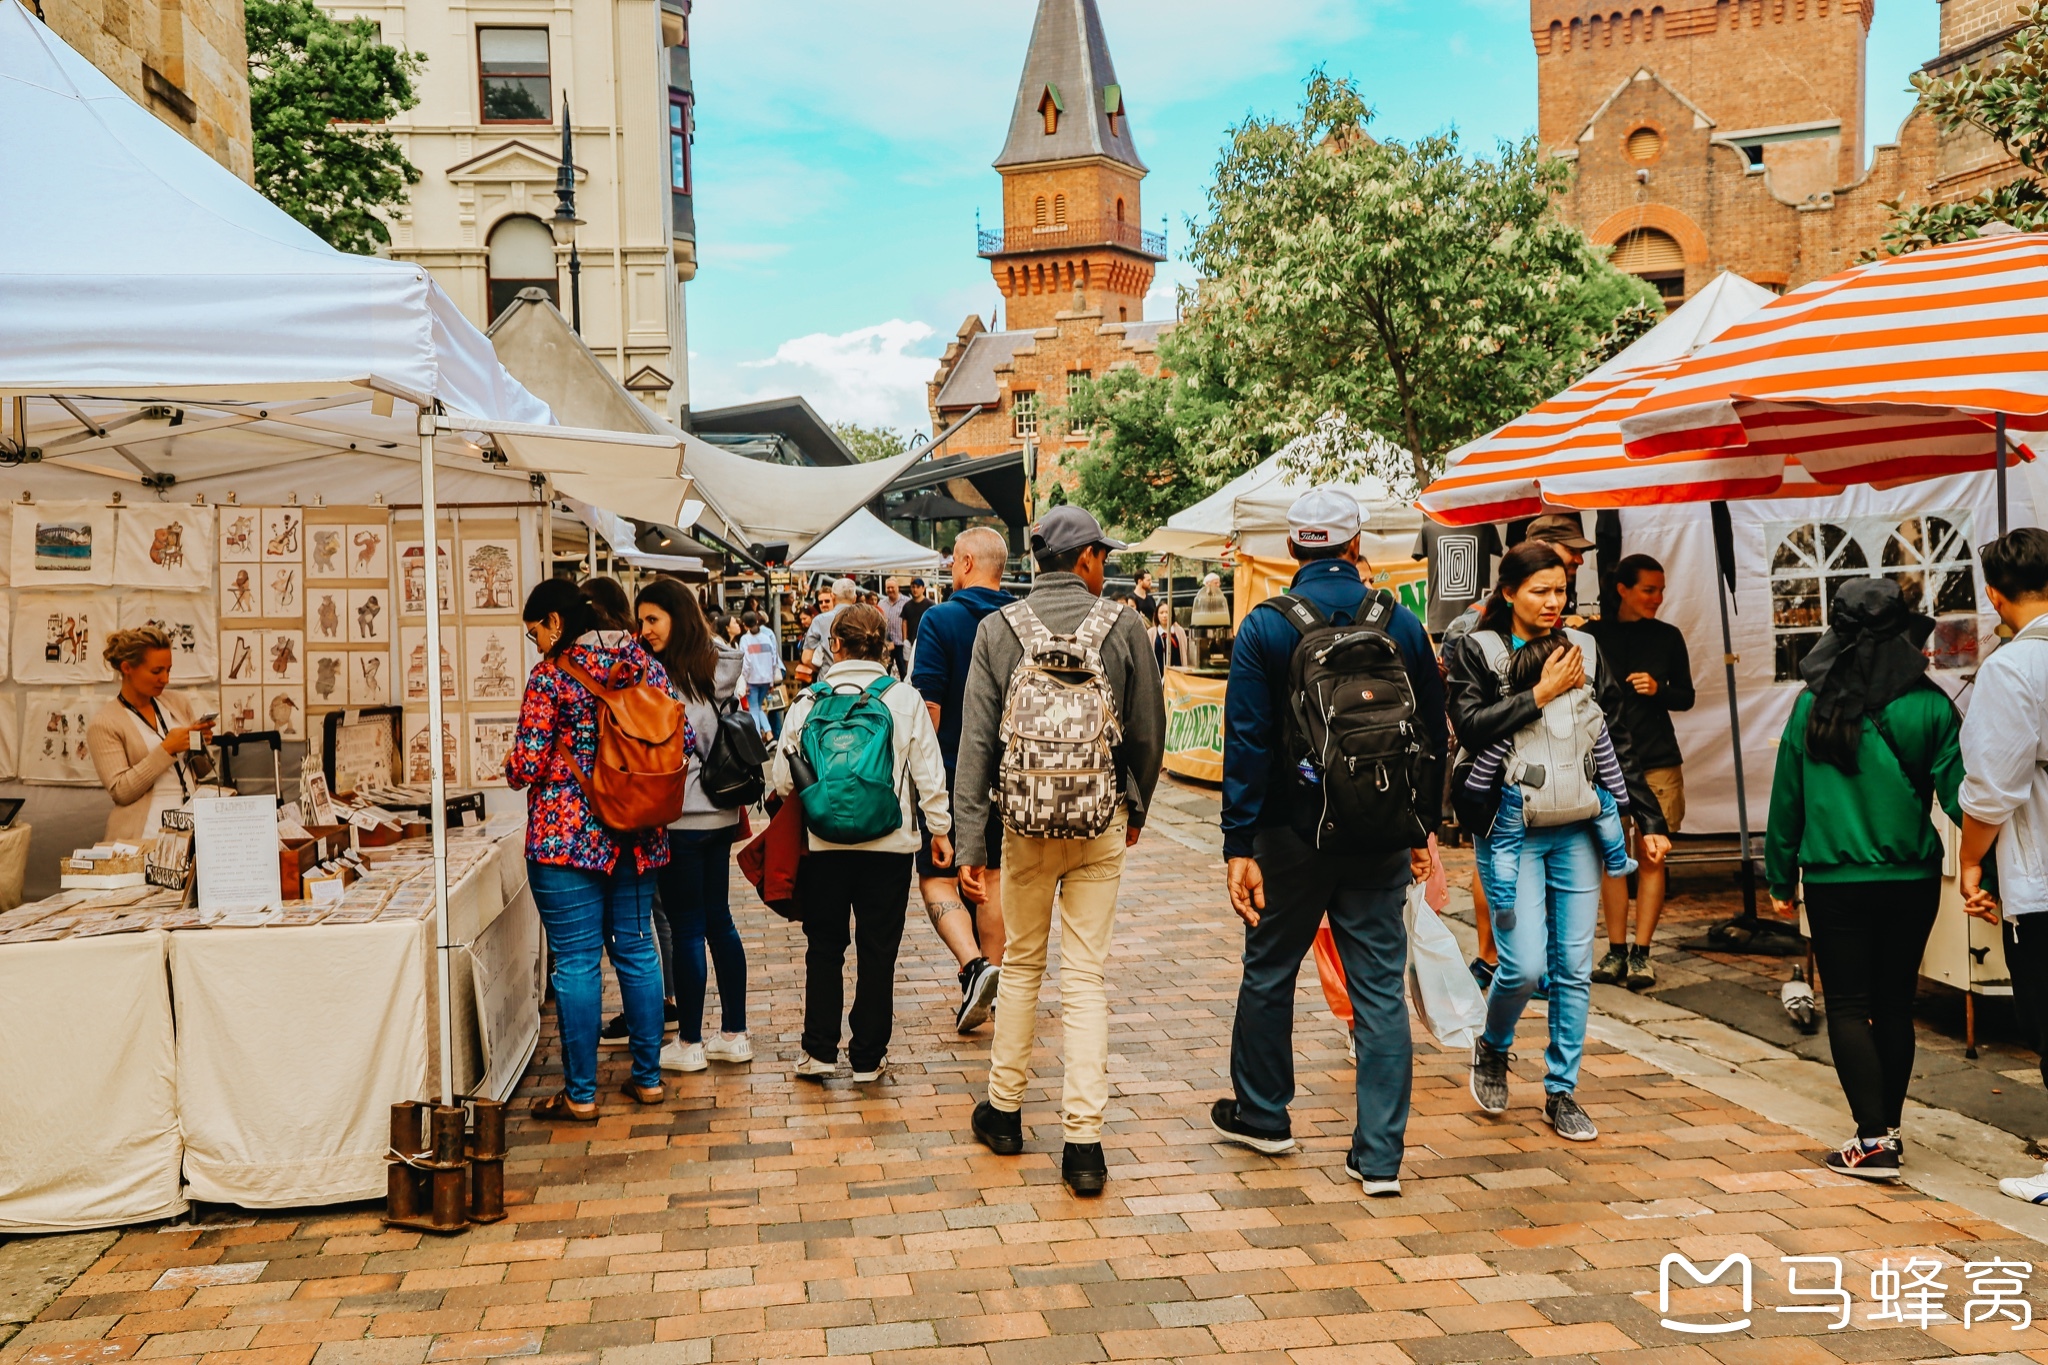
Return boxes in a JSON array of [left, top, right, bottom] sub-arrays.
[[1764, 576, 1964, 1181], [1445, 541, 1670, 1141]]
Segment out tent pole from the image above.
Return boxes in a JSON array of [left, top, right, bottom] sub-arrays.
[[420, 414, 455, 1110], [1997, 413, 2010, 536], [1713, 510, 1760, 925]]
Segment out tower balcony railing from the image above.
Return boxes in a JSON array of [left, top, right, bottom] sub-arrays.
[[977, 218, 1168, 261]]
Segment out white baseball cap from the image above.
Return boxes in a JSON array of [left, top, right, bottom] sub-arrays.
[[1286, 486, 1362, 548]]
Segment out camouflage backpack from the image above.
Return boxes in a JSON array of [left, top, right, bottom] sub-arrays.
[[995, 598, 1125, 839]]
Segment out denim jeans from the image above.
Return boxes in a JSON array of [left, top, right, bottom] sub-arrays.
[[1230, 827, 1412, 1180], [659, 827, 746, 1042], [529, 858, 665, 1101], [747, 683, 781, 739], [1475, 821, 1600, 1094], [1479, 786, 1632, 910]]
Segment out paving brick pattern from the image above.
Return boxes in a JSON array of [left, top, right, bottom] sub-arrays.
[[9, 837, 2045, 1365]]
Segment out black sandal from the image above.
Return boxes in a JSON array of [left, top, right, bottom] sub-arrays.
[[531, 1090, 599, 1123]]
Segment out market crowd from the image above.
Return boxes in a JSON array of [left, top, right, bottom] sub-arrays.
[[502, 487, 2048, 1205]]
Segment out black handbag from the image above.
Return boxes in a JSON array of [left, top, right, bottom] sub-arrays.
[[700, 707, 770, 809]]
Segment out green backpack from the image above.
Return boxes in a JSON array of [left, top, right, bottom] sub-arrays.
[[797, 675, 903, 844]]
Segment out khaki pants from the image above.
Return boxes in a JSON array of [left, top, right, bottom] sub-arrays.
[[987, 810, 1128, 1142], [1645, 765, 1685, 834]]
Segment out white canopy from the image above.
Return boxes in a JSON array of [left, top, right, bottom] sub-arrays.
[[788, 510, 946, 574], [682, 441, 928, 555], [1130, 449, 1419, 561]]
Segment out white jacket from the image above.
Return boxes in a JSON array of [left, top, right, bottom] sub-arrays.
[[769, 659, 950, 854], [1959, 616, 2048, 917]]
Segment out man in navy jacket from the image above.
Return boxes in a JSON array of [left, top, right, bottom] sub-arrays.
[[1214, 487, 1447, 1196]]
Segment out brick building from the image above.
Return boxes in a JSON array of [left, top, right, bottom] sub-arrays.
[[43, 0, 253, 181], [926, 0, 1173, 479], [1538, 0, 2024, 297]]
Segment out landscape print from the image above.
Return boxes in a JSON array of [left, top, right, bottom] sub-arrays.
[[33, 520, 91, 573]]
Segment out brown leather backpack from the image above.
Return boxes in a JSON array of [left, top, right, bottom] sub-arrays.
[[553, 657, 689, 832]]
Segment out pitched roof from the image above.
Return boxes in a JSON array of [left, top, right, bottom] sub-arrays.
[[994, 0, 1145, 172], [933, 330, 1033, 409]]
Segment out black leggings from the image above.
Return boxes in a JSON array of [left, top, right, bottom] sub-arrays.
[[798, 850, 913, 1072], [1803, 878, 1939, 1139]]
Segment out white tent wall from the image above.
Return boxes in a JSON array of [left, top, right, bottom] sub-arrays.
[[788, 510, 945, 575], [1619, 468, 2036, 834]]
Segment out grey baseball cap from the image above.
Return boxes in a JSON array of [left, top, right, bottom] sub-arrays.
[[1031, 505, 1126, 559]]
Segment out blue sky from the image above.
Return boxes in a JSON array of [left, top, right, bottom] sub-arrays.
[[684, 0, 1938, 437]]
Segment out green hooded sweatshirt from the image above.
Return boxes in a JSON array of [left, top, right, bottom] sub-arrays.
[[1765, 683, 1964, 899]]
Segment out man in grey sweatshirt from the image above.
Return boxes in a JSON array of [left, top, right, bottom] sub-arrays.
[[954, 505, 1165, 1197]]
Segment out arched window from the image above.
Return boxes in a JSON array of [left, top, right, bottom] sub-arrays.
[[1115, 197, 1125, 222], [1624, 126, 1665, 163], [1767, 512, 1981, 677], [1053, 192, 1067, 226], [1610, 227, 1685, 299], [486, 215, 556, 321], [1034, 195, 1048, 228]]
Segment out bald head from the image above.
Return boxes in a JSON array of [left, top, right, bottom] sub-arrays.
[[952, 527, 1008, 591]]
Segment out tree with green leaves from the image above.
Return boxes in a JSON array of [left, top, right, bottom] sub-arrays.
[[247, 0, 425, 255], [1063, 71, 1655, 536], [832, 422, 911, 463], [1879, 0, 2048, 253]]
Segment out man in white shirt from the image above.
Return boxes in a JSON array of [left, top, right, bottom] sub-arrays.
[[1957, 529, 2048, 1205], [738, 611, 784, 740], [802, 578, 859, 672], [882, 578, 908, 678]]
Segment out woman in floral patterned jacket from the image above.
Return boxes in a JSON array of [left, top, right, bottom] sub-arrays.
[[509, 578, 675, 1120]]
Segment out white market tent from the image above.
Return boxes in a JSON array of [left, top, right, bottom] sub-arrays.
[[681, 439, 929, 559], [1131, 448, 1420, 562], [788, 509, 946, 574], [0, 0, 697, 1115]]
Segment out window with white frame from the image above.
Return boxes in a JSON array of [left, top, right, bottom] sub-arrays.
[[1012, 391, 1039, 440], [1766, 511, 1981, 680]]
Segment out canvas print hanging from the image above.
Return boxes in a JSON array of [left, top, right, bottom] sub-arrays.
[[400, 627, 457, 701], [308, 650, 347, 707], [220, 627, 262, 686], [347, 588, 388, 643], [306, 525, 347, 579], [347, 649, 390, 706], [403, 712, 460, 787], [12, 502, 116, 586], [261, 507, 304, 563], [398, 539, 452, 615], [263, 630, 304, 687], [306, 586, 346, 645], [220, 564, 260, 620], [21, 689, 100, 784], [119, 592, 216, 681], [460, 538, 520, 614], [218, 507, 259, 564], [14, 593, 112, 685], [219, 686, 262, 736], [261, 562, 301, 618], [468, 714, 515, 788], [114, 505, 213, 591], [464, 624, 522, 703], [345, 523, 389, 580]]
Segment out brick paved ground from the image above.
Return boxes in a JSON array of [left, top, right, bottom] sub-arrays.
[[9, 833, 2048, 1365]]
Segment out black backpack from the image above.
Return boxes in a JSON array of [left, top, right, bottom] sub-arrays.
[[1263, 589, 1429, 852], [699, 706, 770, 810]]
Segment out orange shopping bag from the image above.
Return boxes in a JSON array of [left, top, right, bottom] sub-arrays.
[[1312, 835, 1448, 1027]]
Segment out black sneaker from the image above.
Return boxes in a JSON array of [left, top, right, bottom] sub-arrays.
[[1209, 1098, 1297, 1155], [1470, 1040, 1512, 1116], [1590, 946, 1627, 986], [971, 1100, 1023, 1155], [1544, 1091, 1599, 1142], [1625, 944, 1656, 991], [1824, 1135, 1901, 1181], [599, 1012, 630, 1047], [1469, 957, 1495, 992], [1062, 1142, 1107, 1197], [957, 958, 1001, 1034], [1343, 1154, 1402, 1197]]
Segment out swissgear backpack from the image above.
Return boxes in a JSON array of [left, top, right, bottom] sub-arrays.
[[1265, 589, 1429, 851], [1471, 628, 1604, 829], [700, 706, 770, 810], [555, 655, 690, 832], [796, 675, 904, 844], [995, 598, 1125, 840]]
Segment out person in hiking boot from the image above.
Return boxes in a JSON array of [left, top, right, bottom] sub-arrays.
[[1446, 541, 1668, 1144], [1585, 554, 1692, 991], [769, 603, 950, 1085], [909, 526, 1015, 1034], [1765, 577, 1964, 1182], [955, 505, 1166, 1197], [1214, 487, 1447, 1198]]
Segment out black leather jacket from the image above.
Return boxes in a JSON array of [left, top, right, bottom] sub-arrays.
[[1443, 625, 1669, 838]]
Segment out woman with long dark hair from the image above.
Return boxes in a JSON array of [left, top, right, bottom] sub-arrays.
[[636, 577, 752, 1071], [1444, 541, 1670, 1142], [508, 578, 673, 1119], [1765, 577, 1963, 1181]]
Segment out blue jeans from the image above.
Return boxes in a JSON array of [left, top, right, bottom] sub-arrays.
[[1230, 827, 1412, 1180], [1475, 822, 1600, 1094], [747, 683, 781, 739], [659, 828, 746, 1042], [1479, 786, 1633, 910], [529, 859, 665, 1101]]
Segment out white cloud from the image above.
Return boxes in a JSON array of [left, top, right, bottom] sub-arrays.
[[695, 319, 941, 435]]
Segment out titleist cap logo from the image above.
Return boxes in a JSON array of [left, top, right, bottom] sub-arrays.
[[1295, 528, 1331, 545]]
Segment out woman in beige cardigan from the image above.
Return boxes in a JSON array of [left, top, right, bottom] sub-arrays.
[[86, 627, 215, 842]]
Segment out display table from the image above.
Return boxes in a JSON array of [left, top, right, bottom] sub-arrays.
[[0, 821, 537, 1232]]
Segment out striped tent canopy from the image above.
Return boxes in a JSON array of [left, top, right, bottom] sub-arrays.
[[1620, 230, 2048, 484]]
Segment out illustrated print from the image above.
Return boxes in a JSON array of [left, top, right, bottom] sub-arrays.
[[15, 593, 110, 684], [405, 716, 459, 787], [32, 520, 91, 573], [116, 506, 212, 589], [221, 512, 257, 562], [220, 687, 261, 735], [262, 508, 302, 560], [41, 610, 87, 666], [462, 540, 519, 613], [264, 630, 304, 686], [263, 565, 298, 617], [349, 589, 386, 642], [151, 522, 185, 569], [348, 652, 388, 705], [223, 629, 259, 683], [465, 625, 520, 701], [402, 628, 456, 701], [347, 524, 388, 580], [309, 589, 342, 641], [399, 541, 452, 615], [223, 568, 257, 618], [120, 594, 216, 680], [268, 633, 297, 679], [15, 503, 116, 586], [311, 651, 345, 704], [468, 716, 515, 788], [264, 689, 304, 740], [22, 692, 98, 784], [309, 528, 342, 576]]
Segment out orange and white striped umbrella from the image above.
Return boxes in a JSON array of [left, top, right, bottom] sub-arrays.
[[1621, 232, 2048, 478]]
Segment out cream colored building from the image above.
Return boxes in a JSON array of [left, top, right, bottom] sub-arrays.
[[43, 0, 254, 181], [319, 0, 694, 418]]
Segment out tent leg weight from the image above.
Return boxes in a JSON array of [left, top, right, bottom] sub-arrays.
[[467, 1099, 508, 1223], [383, 1100, 474, 1234]]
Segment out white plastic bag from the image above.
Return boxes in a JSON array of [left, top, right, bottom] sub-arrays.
[[1405, 883, 1487, 1051]]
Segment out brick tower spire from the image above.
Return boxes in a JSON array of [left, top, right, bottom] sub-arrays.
[[980, 0, 1164, 330]]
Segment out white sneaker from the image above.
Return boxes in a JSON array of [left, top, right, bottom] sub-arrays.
[[659, 1040, 706, 1073], [1999, 1164, 2048, 1205], [850, 1058, 887, 1083], [794, 1054, 837, 1080], [703, 1033, 752, 1063]]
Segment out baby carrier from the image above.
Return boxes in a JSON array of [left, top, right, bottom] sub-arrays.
[[1472, 628, 1606, 828]]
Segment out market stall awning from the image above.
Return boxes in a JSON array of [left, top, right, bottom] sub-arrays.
[[788, 509, 946, 574], [681, 440, 929, 554], [1129, 443, 1417, 559]]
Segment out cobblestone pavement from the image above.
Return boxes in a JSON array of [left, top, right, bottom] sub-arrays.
[[9, 813, 2048, 1365]]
